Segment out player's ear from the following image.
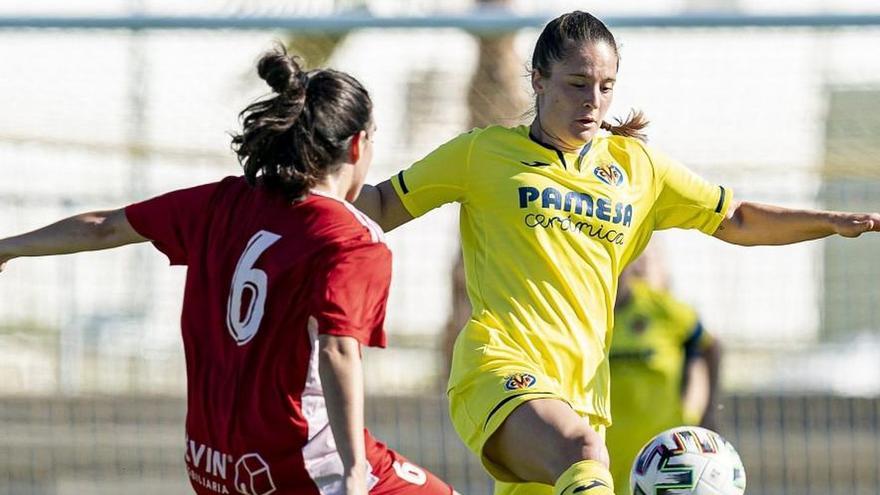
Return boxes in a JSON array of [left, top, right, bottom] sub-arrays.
[[531, 69, 546, 95], [348, 130, 368, 164]]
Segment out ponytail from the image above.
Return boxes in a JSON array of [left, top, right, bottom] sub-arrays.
[[231, 43, 372, 202], [600, 109, 649, 142]]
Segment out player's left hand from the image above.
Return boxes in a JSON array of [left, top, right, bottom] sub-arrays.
[[833, 212, 880, 238]]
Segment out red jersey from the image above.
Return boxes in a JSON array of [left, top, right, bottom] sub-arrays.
[[125, 177, 406, 495]]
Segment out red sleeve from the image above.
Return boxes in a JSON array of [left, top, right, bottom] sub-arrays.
[[311, 241, 391, 348], [124, 182, 220, 265]]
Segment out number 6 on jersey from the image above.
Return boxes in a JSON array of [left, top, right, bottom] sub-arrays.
[[226, 230, 281, 345]]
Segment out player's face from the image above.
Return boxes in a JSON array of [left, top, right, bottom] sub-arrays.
[[345, 123, 376, 202], [532, 41, 617, 150]]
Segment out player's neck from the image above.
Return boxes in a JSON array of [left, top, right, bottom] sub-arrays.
[[528, 119, 589, 155], [311, 172, 352, 201]]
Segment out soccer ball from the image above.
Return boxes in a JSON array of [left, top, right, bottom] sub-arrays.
[[630, 426, 746, 495]]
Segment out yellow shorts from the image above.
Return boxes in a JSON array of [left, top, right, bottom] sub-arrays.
[[447, 320, 608, 492], [448, 365, 606, 488]]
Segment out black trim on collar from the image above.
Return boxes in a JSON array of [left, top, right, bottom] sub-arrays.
[[529, 130, 595, 171], [527, 131, 567, 169], [555, 150, 568, 170], [528, 130, 562, 152], [576, 140, 593, 170]]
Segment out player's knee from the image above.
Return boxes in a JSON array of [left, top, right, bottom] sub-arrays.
[[561, 427, 609, 470]]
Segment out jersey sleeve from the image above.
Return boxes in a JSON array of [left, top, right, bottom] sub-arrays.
[[682, 320, 714, 359], [124, 181, 220, 265], [660, 291, 711, 358], [310, 240, 391, 348], [389, 130, 477, 218], [646, 145, 733, 234]]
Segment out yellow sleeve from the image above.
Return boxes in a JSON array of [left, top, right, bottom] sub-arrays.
[[389, 130, 477, 218], [646, 144, 733, 234]]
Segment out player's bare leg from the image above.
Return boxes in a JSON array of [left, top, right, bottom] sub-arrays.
[[483, 399, 612, 494]]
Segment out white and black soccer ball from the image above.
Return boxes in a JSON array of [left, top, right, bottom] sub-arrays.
[[630, 426, 746, 495]]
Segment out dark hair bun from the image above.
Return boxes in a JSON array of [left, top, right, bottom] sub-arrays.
[[233, 44, 373, 202], [257, 46, 305, 96]]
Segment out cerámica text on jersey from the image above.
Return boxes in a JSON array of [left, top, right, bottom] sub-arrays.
[[524, 213, 627, 246]]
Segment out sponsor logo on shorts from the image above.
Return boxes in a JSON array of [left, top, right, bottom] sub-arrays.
[[185, 436, 276, 495], [503, 372, 537, 391], [235, 453, 277, 495]]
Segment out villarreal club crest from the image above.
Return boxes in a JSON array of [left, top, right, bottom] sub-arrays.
[[594, 162, 626, 188], [503, 372, 537, 391]]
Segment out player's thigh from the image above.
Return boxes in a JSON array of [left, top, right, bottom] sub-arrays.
[[483, 398, 609, 485], [370, 449, 455, 495]]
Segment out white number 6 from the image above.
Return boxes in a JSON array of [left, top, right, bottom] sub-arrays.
[[226, 230, 281, 346], [392, 461, 427, 486]]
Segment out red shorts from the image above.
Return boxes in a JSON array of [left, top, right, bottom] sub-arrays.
[[186, 429, 453, 495], [370, 444, 454, 495]]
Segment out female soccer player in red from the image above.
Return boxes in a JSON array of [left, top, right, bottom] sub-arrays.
[[0, 47, 456, 495], [353, 11, 880, 495]]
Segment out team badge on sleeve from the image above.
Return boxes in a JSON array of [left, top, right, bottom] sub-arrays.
[[593, 162, 626, 187], [503, 373, 537, 391]]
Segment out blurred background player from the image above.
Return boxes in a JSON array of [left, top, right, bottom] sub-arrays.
[[607, 245, 721, 493], [353, 10, 880, 495], [0, 46, 456, 495]]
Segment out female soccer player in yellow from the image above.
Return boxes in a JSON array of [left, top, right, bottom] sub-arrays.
[[608, 251, 721, 493], [355, 10, 880, 495]]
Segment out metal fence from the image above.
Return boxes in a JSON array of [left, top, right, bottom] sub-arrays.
[[3, 394, 880, 495]]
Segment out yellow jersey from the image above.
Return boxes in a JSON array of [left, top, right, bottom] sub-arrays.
[[391, 125, 730, 424], [607, 280, 711, 492]]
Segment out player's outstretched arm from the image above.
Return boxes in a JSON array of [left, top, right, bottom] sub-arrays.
[[713, 200, 880, 246], [318, 334, 369, 495], [0, 208, 147, 272], [353, 180, 414, 233]]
